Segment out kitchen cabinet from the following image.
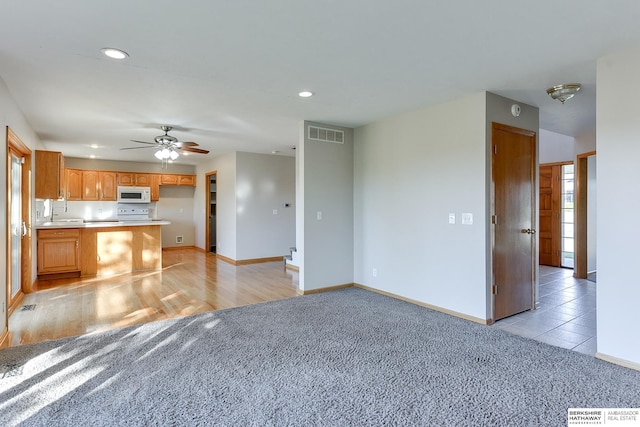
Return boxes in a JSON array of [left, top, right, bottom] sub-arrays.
[[37, 228, 80, 276], [65, 168, 83, 201], [161, 174, 196, 186], [151, 174, 160, 201], [80, 225, 162, 276], [118, 172, 151, 186], [82, 170, 117, 201], [36, 150, 65, 199]]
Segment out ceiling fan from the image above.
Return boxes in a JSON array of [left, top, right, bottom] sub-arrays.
[[121, 126, 209, 162]]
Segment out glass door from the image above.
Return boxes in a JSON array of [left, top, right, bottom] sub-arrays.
[[10, 151, 23, 300]]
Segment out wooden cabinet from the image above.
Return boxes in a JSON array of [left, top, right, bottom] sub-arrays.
[[36, 150, 65, 199], [65, 168, 83, 201], [161, 174, 196, 186], [80, 226, 161, 276], [118, 172, 152, 186], [82, 170, 117, 201], [62, 167, 195, 202], [151, 174, 160, 201], [101, 171, 118, 200], [37, 228, 80, 275]]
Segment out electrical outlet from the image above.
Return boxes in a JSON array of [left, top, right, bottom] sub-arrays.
[[372, 268, 377, 277], [273, 209, 278, 215], [462, 213, 473, 225], [176, 236, 183, 244], [316, 211, 322, 220]]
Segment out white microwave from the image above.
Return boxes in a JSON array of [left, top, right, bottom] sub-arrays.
[[117, 186, 151, 203]]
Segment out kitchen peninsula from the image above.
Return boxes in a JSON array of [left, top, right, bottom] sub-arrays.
[[36, 219, 170, 281]]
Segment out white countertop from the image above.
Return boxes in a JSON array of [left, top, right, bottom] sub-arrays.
[[35, 220, 171, 229]]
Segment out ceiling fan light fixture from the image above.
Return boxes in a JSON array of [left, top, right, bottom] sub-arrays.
[[546, 83, 581, 104], [169, 150, 179, 160], [154, 150, 164, 160], [101, 48, 129, 60]]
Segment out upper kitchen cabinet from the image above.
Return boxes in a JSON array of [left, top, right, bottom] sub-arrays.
[[82, 170, 117, 201], [117, 172, 152, 186], [65, 168, 82, 200], [161, 174, 196, 186], [35, 150, 65, 199], [151, 174, 160, 201]]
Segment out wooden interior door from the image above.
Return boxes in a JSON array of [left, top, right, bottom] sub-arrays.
[[492, 123, 536, 321], [539, 164, 560, 266]]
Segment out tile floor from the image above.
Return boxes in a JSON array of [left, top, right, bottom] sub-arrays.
[[494, 265, 597, 356]]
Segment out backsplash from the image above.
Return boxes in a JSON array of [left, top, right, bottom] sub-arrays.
[[35, 200, 158, 223]]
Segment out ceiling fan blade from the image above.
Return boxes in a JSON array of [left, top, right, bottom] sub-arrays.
[[130, 140, 157, 145], [120, 146, 157, 150], [180, 146, 209, 154], [175, 141, 199, 147]]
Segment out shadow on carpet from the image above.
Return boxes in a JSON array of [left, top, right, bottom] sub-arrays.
[[0, 288, 638, 426]]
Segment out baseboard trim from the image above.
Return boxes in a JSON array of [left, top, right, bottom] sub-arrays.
[[286, 264, 299, 272], [354, 283, 489, 325], [217, 254, 284, 266], [596, 352, 640, 372], [162, 246, 197, 251], [297, 283, 354, 295]]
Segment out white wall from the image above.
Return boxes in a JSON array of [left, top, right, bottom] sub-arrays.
[[596, 47, 640, 366], [235, 152, 295, 260], [194, 151, 295, 261], [195, 152, 237, 258], [0, 75, 45, 334], [575, 130, 596, 156], [539, 129, 575, 164], [157, 186, 196, 248], [299, 121, 354, 291], [354, 93, 487, 320]]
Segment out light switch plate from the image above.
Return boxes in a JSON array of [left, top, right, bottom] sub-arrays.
[[448, 213, 456, 224], [462, 213, 473, 225]]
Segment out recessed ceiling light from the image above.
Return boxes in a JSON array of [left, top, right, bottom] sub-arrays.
[[89, 144, 100, 149], [298, 91, 314, 98], [101, 48, 129, 60], [89, 154, 96, 159]]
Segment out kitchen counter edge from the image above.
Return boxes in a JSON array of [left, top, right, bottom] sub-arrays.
[[35, 220, 171, 229]]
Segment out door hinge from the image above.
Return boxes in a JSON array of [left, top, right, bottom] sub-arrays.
[[491, 215, 498, 225], [493, 145, 497, 154], [492, 285, 498, 295]]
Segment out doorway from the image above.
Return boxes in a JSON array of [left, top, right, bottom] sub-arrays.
[[575, 151, 597, 279], [205, 171, 217, 254], [5, 127, 32, 323], [491, 122, 537, 321], [539, 161, 575, 268]]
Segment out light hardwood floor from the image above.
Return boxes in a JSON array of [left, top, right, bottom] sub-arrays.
[[6, 248, 299, 347]]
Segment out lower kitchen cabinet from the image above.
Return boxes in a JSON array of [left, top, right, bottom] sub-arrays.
[[37, 229, 81, 276]]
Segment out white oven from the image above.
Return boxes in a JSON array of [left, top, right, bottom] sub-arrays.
[[117, 186, 151, 204]]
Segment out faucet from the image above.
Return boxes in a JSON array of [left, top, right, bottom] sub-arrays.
[[49, 199, 68, 221]]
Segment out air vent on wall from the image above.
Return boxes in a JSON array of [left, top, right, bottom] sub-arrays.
[[308, 126, 344, 144]]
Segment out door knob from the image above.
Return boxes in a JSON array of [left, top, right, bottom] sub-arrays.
[[522, 228, 536, 235]]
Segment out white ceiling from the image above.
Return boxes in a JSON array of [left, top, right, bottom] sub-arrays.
[[1, 1, 639, 166]]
